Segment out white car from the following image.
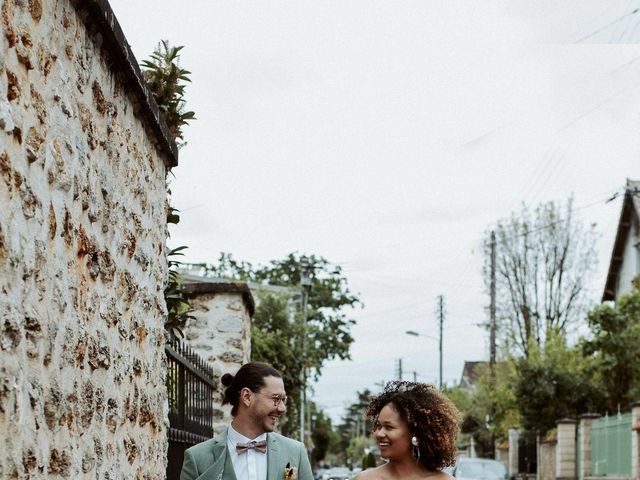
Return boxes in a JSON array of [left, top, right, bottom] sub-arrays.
[[322, 467, 352, 480], [450, 458, 508, 480]]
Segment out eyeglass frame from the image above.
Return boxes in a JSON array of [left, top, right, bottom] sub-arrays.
[[254, 392, 288, 407]]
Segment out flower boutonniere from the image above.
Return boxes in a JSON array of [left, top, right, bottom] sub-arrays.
[[284, 462, 297, 479]]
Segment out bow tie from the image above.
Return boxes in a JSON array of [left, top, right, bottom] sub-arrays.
[[236, 440, 268, 454]]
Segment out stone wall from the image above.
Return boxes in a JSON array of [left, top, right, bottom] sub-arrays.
[[538, 441, 557, 480], [508, 429, 520, 477], [495, 446, 509, 466], [182, 280, 254, 434], [556, 420, 577, 480], [0, 0, 176, 478]]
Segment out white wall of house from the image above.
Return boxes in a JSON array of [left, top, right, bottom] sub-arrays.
[[616, 213, 640, 298]]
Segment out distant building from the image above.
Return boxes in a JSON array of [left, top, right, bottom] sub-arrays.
[[602, 179, 640, 301], [180, 266, 302, 321], [459, 361, 489, 389]]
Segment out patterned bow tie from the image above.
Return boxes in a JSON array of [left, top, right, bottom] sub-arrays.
[[236, 440, 268, 454]]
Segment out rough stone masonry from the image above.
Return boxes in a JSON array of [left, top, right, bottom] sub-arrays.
[[0, 0, 177, 478]]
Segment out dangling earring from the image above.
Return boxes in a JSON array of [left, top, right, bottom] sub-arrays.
[[411, 436, 421, 462]]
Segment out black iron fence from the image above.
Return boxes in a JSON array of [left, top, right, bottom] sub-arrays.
[[165, 338, 216, 479]]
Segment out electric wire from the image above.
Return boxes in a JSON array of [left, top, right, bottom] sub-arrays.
[[575, 8, 640, 43]]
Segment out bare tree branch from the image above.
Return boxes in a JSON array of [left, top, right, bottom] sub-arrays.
[[483, 197, 597, 358]]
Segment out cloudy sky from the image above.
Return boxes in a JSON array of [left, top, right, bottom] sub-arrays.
[[109, 0, 640, 421]]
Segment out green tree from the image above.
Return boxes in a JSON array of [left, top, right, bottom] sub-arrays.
[[581, 284, 640, 412], [164, 244, 194, 339], [511, 333, 604, 435], [249, 290, 306, 433], [309, 405, 340, 465], [361, 451, 377, 470], [335, 389, 374, 454], [203, 252, 362, 435], [346, 436, 376, 469], [140, 40, 196, 338], [141, 40, 196, 147], [484, 198, 598, 358], [446, 362, 519, 456]]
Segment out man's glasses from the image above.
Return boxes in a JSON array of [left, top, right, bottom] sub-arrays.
[[255, 392, 288, 407]]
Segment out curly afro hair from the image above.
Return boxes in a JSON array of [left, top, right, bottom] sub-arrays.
[[365, 381, 461, 471]]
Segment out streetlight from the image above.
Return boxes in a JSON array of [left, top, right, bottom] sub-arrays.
[[405, 330, 442, 389], [299, 262, 313, 444], [405, 330, 437, 340]]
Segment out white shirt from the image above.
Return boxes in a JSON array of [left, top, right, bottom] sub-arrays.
[[227, 425, 268, 480]]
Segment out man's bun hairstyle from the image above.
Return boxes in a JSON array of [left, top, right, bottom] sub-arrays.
[[221, 373, 234, 387]]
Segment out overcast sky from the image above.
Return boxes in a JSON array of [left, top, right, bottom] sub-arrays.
[[109, 0, 640, 422]]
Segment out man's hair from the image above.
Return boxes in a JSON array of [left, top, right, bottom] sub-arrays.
[[365, 381, 461, 471], [221, 362, 282, 416]]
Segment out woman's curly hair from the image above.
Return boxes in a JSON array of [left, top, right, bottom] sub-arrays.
[[365, 381, 461, 471]]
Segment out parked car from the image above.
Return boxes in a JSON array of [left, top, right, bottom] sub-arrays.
[[322, 466, 352, 480], [449, 458, 508, 480], [314, 467, 330, 480]]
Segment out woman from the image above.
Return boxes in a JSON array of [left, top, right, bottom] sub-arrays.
[[356, 381, 461, 480]]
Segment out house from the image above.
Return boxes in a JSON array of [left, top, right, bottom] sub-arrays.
[[459, 361, 489, 389], [602, 179, 640, 301]]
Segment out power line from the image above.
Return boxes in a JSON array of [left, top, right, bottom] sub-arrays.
[[624, 18, 640, 42], [528, 149, 568, 207], [520, 147, 563, 204], [556, 81, 640, 134], [492, 191, 621, 241], [575, 8, 640, 43], [610, 54, 640, 75], [567, 3, 620, 41], [349, 272, 482, 290], [617, 1, 639, 42], [355, 299, 434, 318]]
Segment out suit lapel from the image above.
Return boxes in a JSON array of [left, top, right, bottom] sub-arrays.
[[196, 431, 238, 480], [266, 433, 282, 480]]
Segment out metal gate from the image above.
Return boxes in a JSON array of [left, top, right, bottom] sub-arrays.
[[166, 338, 217, 480], [518, 433, 537, 475], [591, 413, 632, 477]]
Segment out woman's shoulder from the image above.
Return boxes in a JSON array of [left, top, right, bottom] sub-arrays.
[[428, 470, 455, 480], [354, 466, 386, 480]]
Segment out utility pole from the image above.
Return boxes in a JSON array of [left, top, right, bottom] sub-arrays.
[[299, 261, 312, 445], [489, 231, 497, 384], [396, 358, 403, 380], [437, 295, 444, 389], [489, 230, 497, 457]]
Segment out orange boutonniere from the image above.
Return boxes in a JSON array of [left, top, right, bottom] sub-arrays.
[[284, 462, 297, 479]]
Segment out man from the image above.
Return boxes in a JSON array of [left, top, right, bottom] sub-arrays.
[[180, 361, 314, 480]]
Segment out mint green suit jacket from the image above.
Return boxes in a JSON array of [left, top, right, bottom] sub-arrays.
[[180, 429, 314, 480]]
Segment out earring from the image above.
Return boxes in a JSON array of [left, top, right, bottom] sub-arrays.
[[411, 436, 420, 462]]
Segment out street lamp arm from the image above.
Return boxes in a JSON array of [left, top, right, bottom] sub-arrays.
[[405, 330, 437, 341]]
